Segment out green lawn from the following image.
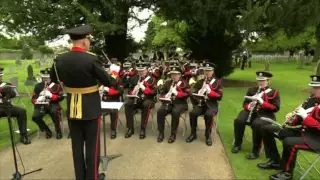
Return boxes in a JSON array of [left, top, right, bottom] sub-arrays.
[[220, 61, 320, 179], [0, 60, 319, 179]]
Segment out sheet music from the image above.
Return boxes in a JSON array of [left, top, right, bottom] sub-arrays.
[[101, 102, 124, 110]]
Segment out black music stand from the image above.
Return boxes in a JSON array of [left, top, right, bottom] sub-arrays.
[[1, 91, 42, 180], [100, 102, 123, 171]]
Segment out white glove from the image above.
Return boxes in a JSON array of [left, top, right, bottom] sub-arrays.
[[140, 83, 146, 91], [172, 88, 178, 96], [36, 96, 46, 102], [104, 87, 109, 92], [157, 79, 164, 87], [257, 97, 264, 104], [206, 85, 211, 93], [40, 90, 52, 98], [285, 112, 294, 120], [110, 64, 121, 73], [296, 108, 308, 119]]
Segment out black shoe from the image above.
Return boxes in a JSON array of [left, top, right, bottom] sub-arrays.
[[269, 171, 293, 180], [45, 128, 52, 139], [246, 152, 259, 160], [157, 132, 164, 143], [139, 129, 146, 139], [186, 133, 197, 143], [56, 130, 63, 139], [110, 130, 117, 139], [20, 135, 31, 145], [231, 146, 241, 153], [257, 159, 281, 170], [125, 129, 134, 138], [98, 173, 106, 180], [206, 136, 213, 146], [168, 134, 176, 144]]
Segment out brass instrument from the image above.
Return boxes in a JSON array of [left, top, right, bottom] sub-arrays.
[[246, 86, 262, 123], [192, 77, 208, 106]]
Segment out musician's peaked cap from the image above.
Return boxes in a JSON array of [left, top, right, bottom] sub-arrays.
[[64, 25, 93, 40], [0, 67, 4, 76], [256, 71, 273, 80], [123, 62, 131, 68], [201, 62, 216, 71], [136, 62, 150, 71], [169, 66, 182, 74], [40, 68, 51, 78], [309, 75, 320, 87]]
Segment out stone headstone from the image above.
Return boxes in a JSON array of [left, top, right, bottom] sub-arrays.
[[15, 58, 22, 67], [9, 66, 14, 74], [9, 77, 19, 92], [27, 65, 36, 81]]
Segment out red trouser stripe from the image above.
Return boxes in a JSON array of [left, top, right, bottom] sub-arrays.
[[209, 113, 216, 129], [94, 118, 101, 180], [286, 144, 311, 172], [144, 105, 151, 128]]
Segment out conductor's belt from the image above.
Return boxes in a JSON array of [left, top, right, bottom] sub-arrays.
[[66, 85, 98, 120], [65, 85, 99, 94]]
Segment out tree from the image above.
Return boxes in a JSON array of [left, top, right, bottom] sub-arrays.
[[38, 45, 54, 55], [21, 44, 33, 60], [0, 0, 153, 61]]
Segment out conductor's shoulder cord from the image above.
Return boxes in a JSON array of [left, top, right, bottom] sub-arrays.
[[53, 62, 65, 93]]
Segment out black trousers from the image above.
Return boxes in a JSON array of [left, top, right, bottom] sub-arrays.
[[189, 105, 218, 134], [102, 110, 118, 131], [157, 103, 188, 134], [69, 119, 101, 180], [233, 110, 273, 153], [125, 98, 154, 129], [0, 106, 28, 135], [32, 103, 62, 132]]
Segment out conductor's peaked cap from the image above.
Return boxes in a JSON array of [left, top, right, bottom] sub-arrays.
[[64, 25, 93, 40]]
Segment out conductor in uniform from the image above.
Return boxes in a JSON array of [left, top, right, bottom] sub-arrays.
[[232, 71, 280, 160], [157, 64, 190, 143], [32, 68, 64, 139], [186, 62, 223, 146], [258, 75, 320, 180], [50, 25, 120, 180]]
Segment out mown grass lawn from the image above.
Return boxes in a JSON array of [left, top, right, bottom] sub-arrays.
[[0, 59, 319, 179], [220, 60, 320, 179]]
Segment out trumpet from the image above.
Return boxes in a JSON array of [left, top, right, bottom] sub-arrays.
[[246, 86, 262, 123]]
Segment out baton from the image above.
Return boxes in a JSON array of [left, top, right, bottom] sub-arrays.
[[102, 50, 111, 64]]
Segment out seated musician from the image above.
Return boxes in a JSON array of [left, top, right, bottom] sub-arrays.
[[232, 71, 280, 160], [124, 62, 157, 139], [157, 65, 190, 143], [32, 68, 64, 139], [259, 75, 320, 180], [186, 62, 223, 146], [0, 67, 31, 144], [100, 64, 123, 139]]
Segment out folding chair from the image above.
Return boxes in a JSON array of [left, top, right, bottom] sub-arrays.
[[296, 152, 320, 180]]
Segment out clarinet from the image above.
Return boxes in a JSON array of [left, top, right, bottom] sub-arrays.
[[246, 86, 262, 123], [285, 95, 312, 125], [40, 81, 49, 113]]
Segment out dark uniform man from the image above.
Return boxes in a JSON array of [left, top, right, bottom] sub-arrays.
[[100, 64, 123, 139], [124, 62, 157, 139], [32, 68, 64, 139], [186, 62, 223, 146], [0, 67, 31, 144], [157, 65, 190, 143], [259, 75, 320, 180], [50, 25, 120, 180], [232, 71, 280, 160]]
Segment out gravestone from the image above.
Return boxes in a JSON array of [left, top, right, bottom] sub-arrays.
[[9, 66, 14, 74], [9, 77, 19, 92], [27, 65, 36, 81], [15, 58, 22, 67]]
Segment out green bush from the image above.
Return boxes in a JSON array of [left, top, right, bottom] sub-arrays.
[[21, 45, 33, 60]]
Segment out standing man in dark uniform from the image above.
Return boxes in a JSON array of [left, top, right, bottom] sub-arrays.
[[50, 25, 120, 180], [32, 68, 64, 139], [100, 64, 123, 139], [186, 62, 223, 146], [157, 65, 190, 143], [258, 75, 320, 180], [0, 68, 31, 144], [124, 62, 157, 139], [231, 71, 281, 160]]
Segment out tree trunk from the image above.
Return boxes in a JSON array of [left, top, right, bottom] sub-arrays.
[[313, 38, 320, 63]]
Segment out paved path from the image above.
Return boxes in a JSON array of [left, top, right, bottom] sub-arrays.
[[0, 104, 234, 179]]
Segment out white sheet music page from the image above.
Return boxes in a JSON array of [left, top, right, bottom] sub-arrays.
[[101, 102, 124, 110]]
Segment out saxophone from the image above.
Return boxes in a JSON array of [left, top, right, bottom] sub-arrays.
[[246, 86, 262, 123]]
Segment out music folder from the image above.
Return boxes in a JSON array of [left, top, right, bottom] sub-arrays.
[[101, 102, 124, 110]]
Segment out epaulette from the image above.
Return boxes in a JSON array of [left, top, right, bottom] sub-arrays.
[[86, 51, 96, 56]]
